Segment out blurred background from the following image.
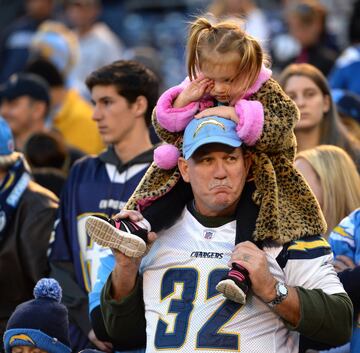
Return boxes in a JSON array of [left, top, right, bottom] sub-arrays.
[[0, 0, 357, 93]]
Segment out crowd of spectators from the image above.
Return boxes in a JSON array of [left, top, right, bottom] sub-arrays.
[[1, 0, 360, 353]]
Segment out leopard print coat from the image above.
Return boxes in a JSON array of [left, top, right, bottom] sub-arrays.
[[124, 78, 327, 244]]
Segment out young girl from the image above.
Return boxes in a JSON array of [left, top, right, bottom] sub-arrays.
[[86, 16, 326, 304]]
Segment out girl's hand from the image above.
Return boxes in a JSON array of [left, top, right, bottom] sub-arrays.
[[195, 106, 239, 123], [173, 76, 214, 108]]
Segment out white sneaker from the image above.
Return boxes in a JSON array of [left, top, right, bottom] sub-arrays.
[[85, 215, 151, 258]]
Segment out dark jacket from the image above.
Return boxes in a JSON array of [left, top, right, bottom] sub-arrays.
[[49, 146, 154, 351], [0, 180, 58, 338]]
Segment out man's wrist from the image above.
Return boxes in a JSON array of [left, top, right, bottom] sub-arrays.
[[266, 281, 289, 307], [259, 278, 278, 303], [173, 95, 192, 108], [111, 265, 138, 301]]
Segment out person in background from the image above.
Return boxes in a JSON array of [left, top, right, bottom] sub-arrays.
[[27, 19, 104, 154], [0, 72, 84, 175], [276, 0, 339, 76], [295, 145, 360, 238], [48, 60, 159, 352], [278, 63, 360, 169], [24, 131, 68, 197], [0, 73, 50, 151], [29, 20, 79, 88], [295, 146, 360, 352], [0, 0, 55, 82], [0, 117, 58, 341], [64, 0, 125, 99], [328, 0, 360, 96], [208, 0, 270, 50], [329, 209, 360, 353], [332, 88, 360, 141], [3, 278, 71, 353]]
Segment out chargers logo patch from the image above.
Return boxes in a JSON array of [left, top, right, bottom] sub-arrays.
[[193, 119, 225, 137], [9, 334, 35, 346]]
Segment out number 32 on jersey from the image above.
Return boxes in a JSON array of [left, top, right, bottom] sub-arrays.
[[154, 267, 243, 351]]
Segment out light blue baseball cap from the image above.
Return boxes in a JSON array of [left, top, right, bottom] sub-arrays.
[[183, 116, 242, 160], [0, 116, 20, 166]]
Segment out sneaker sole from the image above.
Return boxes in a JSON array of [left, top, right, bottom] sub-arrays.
[[85, 216, 147, 258], [216, 279, 247, 304]]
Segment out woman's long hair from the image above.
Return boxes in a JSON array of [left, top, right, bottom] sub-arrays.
[[296, 145, 360, 235]]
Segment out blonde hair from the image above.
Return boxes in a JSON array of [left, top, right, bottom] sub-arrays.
[[296, 145, 360, 236], [187, 16, 266, 100]]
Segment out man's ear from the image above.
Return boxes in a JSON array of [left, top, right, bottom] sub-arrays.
[[178, 157, 190, 183], [133, 95, 148, 118], [244, 151, 252, 175]]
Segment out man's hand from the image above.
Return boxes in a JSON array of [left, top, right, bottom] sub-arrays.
[[111, 229, 157, 279], [113, 209, 145, 223], [173, 76, 214, 108], [230, 241, 277, 302], [230, 241, 301, 326], [195, 106, 239, 123], [333, 255, 356, 273], [88, 329, 113, 353], [110, 209, 157, 301]]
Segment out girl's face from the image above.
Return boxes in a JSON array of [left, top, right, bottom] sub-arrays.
[[283, 75, 330, 132], [200, 56, 240, 104], [295, 157, 323, 209]]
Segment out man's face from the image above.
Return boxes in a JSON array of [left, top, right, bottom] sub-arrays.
[[66, 2, 98, 29], [0, 96, 40, 138], [91, 85, 138, 146], [178, 143, 251, 217], [26, 0, 53, 19]]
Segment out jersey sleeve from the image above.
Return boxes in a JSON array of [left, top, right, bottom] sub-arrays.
[[283, 236, 346, 295], [328, 208, 359, 261], [88, 252, 115, 314]]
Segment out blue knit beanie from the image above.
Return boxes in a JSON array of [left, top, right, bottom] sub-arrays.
[[3, 278, 71, 353]]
